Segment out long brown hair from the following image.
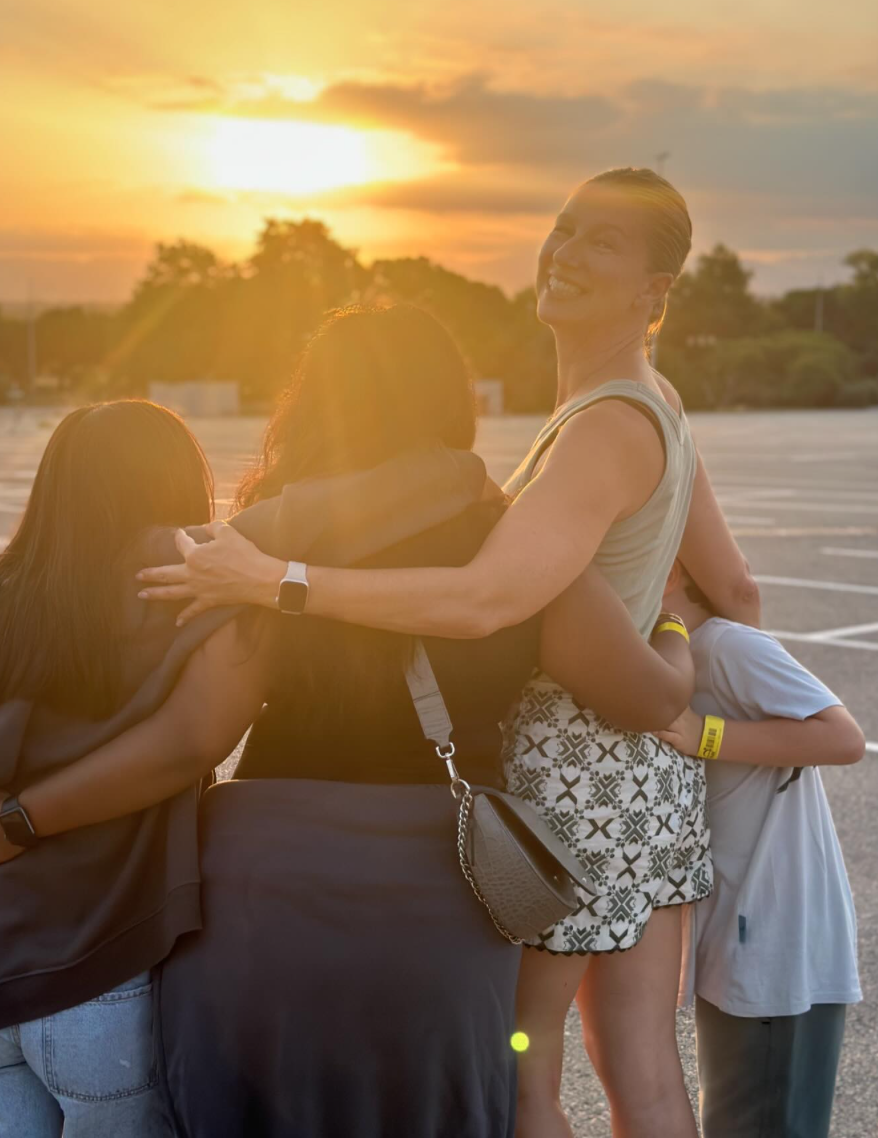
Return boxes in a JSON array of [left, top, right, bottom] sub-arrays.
[[0, 400, 213, 717], [235, 304, 478, 725], [236, 304, 476, 510]]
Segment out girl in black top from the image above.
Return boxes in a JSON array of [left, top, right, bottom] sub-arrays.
[[4, 306, 693, 1137]]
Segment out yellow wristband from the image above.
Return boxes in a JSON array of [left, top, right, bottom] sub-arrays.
[[698, 715, 725, 760], [654, 621, 690, 643]]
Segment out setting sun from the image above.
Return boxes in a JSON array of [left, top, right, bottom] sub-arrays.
[[207, 118, 445, 196], [209, 119, 371, 194]]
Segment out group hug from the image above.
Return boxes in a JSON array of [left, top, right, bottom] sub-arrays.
[[0, 167, 865, 1138]]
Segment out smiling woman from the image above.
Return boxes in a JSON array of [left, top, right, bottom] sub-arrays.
[[207, 117, 442, 195]]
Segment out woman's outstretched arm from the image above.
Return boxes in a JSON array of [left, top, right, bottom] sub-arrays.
[[8, 620, 268, 842], [140, 400, 667, 638]]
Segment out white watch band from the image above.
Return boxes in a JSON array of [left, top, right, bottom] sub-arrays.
[[276, 561, 310, 614]]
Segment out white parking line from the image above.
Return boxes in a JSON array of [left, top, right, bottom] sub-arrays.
[[711, 476, 878, 494], [733, 502, 878, 516], [756, 575, 878, 596], [807, 621, 878, 641], [733, 527, 876, 538], [821, 547, 878, 559], [769, 631, 878, 652]]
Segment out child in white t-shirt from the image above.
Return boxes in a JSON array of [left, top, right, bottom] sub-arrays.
[[657, 561, 864, 1138]]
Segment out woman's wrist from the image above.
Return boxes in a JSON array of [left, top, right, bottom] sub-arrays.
[[253, 555, 289, 609]]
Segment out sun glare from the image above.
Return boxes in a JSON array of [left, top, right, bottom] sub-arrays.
[[207, 118, 443, 196], [209, 119, 371, 194]]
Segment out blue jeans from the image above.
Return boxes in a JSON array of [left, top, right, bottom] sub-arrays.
[[696, 995, 847, 1138], [0, 972, 172, 1138]]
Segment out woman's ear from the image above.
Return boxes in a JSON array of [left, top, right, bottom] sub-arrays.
[[642, 271, 673, 311]]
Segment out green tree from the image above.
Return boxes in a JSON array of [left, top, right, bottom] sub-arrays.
[[225, 219, 367, 401], [111, 241, 234, 390], [367, 257, 516, 379], [34, 307, 116, 389], [837, 249, 878, 376], [663, 330, 856, 408], [0, 310, 27, 393], [662, 244, 769, 349], [497, 289, 556, 412]]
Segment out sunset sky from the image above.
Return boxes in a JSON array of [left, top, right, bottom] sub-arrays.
[[2, 0, 876, 304]]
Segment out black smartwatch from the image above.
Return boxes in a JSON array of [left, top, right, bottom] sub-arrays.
[[0, 796, 39, 849], [276, 561, 310, 615]]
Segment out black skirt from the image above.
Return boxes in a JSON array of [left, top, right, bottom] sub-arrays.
[[158, 778, 521, 1138]]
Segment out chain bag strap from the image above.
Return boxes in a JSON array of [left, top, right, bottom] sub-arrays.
[[404, 640, 597, 945]]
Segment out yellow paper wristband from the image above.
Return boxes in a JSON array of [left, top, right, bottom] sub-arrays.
[[698, 715, 725, 760], [654, 621, 690, 643]]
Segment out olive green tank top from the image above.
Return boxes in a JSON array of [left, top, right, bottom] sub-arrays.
[[505, 379, 697, 637]]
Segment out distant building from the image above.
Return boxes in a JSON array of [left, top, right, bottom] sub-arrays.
[[474, 378, 504, 416], [148, 381, 240, 417]]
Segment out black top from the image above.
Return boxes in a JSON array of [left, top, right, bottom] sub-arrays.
[[238, 502, 540, 788], [0, 449, 493, 1029]]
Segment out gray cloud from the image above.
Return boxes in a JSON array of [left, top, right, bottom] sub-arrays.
[[156, 73, 878, 209]]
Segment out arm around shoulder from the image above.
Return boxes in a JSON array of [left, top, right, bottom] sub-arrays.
[[18, 616, 270, 839], [539, 565, 694, 733]]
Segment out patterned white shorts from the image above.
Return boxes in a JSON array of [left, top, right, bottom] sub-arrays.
[[503, 673, 712, 954]]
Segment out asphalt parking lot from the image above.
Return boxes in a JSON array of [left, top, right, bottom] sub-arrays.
[[1, 406, 876, 1135]]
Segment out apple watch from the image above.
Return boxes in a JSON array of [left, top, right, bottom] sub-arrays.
[[0, 796, 39, 849], [276, 561, 310, 615]]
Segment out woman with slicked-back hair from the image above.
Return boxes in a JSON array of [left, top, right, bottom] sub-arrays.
[[134, 170, 761, 1136]]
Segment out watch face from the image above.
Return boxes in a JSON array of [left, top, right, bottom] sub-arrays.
[[277, 578, 309, 615]]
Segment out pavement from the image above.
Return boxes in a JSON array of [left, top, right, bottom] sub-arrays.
[[1, 405, 876, 1135]]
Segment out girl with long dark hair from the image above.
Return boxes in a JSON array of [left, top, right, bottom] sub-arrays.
[[0, 400, 214, 1137]]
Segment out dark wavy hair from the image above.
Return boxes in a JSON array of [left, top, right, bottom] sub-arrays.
[[236, 304, 476, 510], [234, 303, 478, 731], [0, 400, 213, 717]]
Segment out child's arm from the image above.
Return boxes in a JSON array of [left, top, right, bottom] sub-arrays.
[[657, 704, 865, 767], [540, 566, 694, 733], [1, 619, 268, 847]]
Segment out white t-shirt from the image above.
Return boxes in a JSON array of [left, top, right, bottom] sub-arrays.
[[680, 618, 862, 1017]]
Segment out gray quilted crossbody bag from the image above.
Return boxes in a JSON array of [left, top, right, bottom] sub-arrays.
[[404, 640, 597, 944]]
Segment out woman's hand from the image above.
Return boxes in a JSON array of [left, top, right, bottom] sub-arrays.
[[0, 793, 25, 865], [655, 707, 704, 757], [137, 522, 287, 626]]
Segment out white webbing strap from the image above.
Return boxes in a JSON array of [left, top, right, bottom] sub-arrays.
[[404, 640, 455, 758]]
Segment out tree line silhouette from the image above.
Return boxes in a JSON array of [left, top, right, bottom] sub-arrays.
[[1, 219, 876, 411]]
